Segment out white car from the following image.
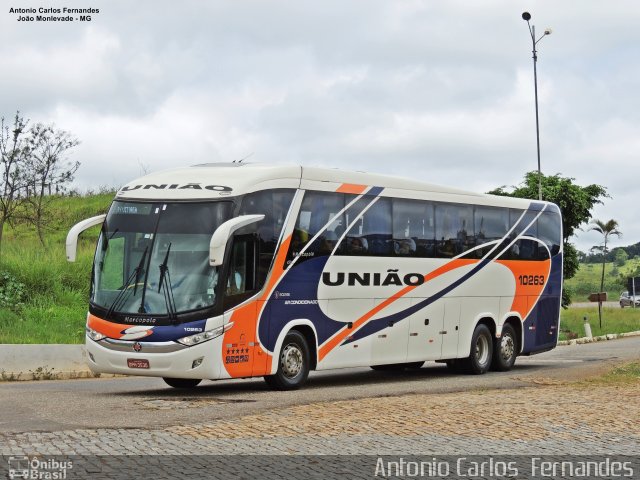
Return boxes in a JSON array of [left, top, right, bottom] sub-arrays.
[[619, 291, 640, 308]]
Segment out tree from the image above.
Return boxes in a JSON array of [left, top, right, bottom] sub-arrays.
[[488, 171, 608, 307], [0, 112, 31, 253], [589, 219, 622, 328], [614, 249, 628, 267], [0, 111, 81, 252], [23, 123, 80, 245]]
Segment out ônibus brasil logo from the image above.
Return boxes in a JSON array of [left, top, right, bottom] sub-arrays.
[[8, 456, 73, 479]]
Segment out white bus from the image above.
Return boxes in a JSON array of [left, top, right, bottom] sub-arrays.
[[67, 163, 563, 390]]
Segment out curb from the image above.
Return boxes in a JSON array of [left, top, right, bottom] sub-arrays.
[[557, 330, 640, 346], [2, 332, 639, 381], [0, 344, 96, 381]]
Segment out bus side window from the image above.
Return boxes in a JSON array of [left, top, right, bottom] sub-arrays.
[[239, 189, 295, 284], [340, 197, 392, 256], [392, 198, 435, 257], [435, 203, 474, 258], [474, 206, 508, 258], [223, 234, 257, 309], [286, 191, 346, 264], [537, 212, 561, 258], [506, 209, 525, 260]]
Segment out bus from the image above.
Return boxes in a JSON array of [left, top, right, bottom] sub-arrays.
[[67, 163, 563, 390]]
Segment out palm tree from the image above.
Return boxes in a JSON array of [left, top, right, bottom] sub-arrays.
[[589, 219, 622, 328]]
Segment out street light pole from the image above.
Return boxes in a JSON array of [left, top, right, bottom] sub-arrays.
[[522, 12, 551, 201]]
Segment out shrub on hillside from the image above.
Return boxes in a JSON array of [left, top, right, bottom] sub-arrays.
[[0, 271, 26, 311]]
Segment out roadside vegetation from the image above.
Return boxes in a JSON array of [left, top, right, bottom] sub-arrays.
[[0, 192, 113, 343], [0, 192, 638, 344], [559, 307, 640, 341], [560, 256, 640, 340], [564, 258, 640, 302], [581, 361, 640, 386]]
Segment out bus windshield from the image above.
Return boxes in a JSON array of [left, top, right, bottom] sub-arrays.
[[91, 200, 233, 317]]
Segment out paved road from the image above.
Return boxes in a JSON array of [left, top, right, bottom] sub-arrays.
[[0, 337, 638, 434], [0, 337, 638, 480]]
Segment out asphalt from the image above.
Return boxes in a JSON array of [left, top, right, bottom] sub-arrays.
[[0, 336, 638, 434]]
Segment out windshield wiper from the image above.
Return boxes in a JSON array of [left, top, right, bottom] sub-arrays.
[[106, 245, 148, 318], [156, 243, 177, 322]]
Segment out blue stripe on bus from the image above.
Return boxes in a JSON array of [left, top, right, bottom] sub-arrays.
[[259, 200, 560, 354], [140, 319, 208, 342], [521, 252, 563, 354], [366, 186, 384, 197]]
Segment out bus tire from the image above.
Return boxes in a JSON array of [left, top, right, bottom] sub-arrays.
[[162, 377, 202, 389], [491, 323, 518, 371], [461, 324, 493, 374], [264, 330, 310, 390]]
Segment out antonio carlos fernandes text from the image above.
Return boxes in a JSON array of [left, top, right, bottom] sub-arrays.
[[374, 457, 634, 478], [8, 7, 100, 14]]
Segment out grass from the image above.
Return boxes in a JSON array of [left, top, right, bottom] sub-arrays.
[[581, 361, 640, 386], [559, 307, 640, 341], [0, 193, 113, 344], [565, 258, 640, 302], [1, 192, 639, 344]]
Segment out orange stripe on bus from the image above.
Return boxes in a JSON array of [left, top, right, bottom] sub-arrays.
[[318, 258, 477, 361], [87, 314, 130, 338], [336, 183, 368, 194], [495, 259, 551, 319]]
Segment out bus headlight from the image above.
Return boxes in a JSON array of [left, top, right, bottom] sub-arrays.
[[86, 327, 106, 342], [176, 322, 233, 347]]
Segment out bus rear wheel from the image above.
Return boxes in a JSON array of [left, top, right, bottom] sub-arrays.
[[162, 377, 202, 389], [264, 330, 310, 390], [461, 324, 493, 374], [491, 323, 518, 371]]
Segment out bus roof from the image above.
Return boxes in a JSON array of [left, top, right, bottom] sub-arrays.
[[115, 163, 553, 210]]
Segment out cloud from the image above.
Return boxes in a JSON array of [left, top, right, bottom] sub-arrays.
[[2, 0, 640, 251]]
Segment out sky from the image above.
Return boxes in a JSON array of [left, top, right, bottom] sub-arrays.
[[1, 0, 639, 252]]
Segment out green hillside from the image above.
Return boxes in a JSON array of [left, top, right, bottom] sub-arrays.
[[1, 193, 638, 344], [564, 258, 640, 302], [0, 193, 114, 343]]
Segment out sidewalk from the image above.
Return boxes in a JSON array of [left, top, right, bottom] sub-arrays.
[[2, 331, 640, 380], [0, 345, 94, 380]]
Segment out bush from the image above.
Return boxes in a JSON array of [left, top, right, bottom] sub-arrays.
[[0, 271, 26, 311]]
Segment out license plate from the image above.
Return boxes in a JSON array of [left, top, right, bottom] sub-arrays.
[[127, 358, 150, 369]]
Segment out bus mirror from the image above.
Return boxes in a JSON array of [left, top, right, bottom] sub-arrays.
[[209, 214, 265, 267], [66, 214, 107, 262]]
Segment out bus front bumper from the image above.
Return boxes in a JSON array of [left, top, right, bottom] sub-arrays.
[[85, 334, 225, 380]]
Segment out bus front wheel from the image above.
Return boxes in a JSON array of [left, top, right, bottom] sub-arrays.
[[163, 377, 202, 389], [461, 324, 493, 375], [264, 330, 310, 390]]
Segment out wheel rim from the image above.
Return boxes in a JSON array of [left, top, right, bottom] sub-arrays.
[[475, 334, 490, 366], [281, 343, 303, 378], [500, 334, 515, 362]]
